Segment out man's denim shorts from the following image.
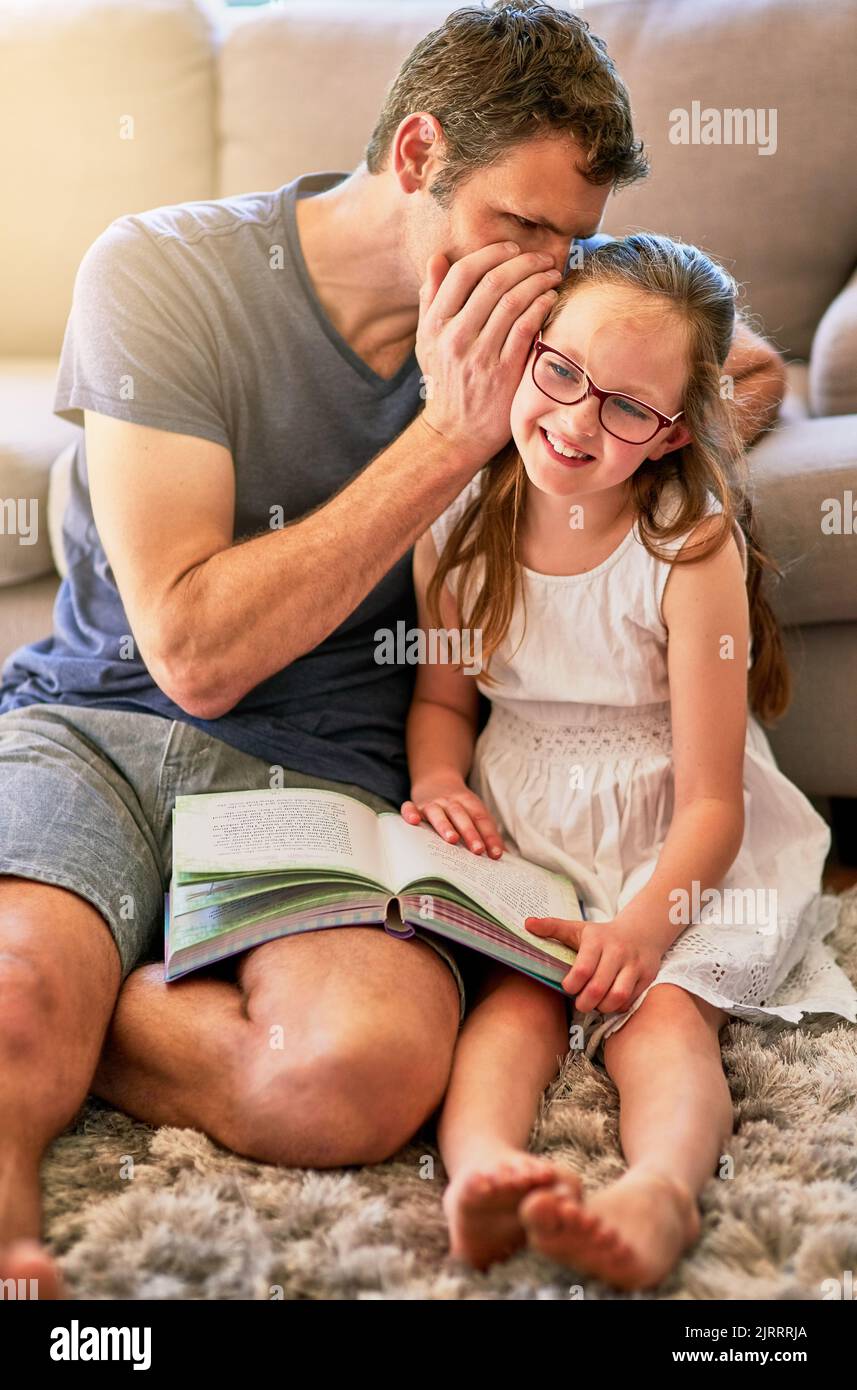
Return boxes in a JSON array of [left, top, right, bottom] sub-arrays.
[[0, 702, 468, 1020]]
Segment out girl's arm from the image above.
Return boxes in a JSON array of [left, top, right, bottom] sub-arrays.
[[613, 516, 749, 954], [401, 530, 505, 858]]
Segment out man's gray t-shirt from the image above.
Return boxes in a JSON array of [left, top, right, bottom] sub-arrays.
[[0, 171, 424, 806]]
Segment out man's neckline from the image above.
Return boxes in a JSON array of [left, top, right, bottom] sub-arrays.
[[281, 171, 420, 396]]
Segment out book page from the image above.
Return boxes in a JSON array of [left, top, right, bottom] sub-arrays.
[[174, 787, 388, 882], [379, 814, 581, 930]]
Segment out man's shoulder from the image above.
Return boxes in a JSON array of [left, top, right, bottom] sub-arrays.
[[83, 171, 351, 288], [93, 187, 289, 263]]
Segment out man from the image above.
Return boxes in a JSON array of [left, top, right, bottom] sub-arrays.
[[0, 0, 784, 1295]]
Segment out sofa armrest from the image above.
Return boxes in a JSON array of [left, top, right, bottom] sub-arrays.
[[749, 415, 857, 627], [809, 265, 857, 417]]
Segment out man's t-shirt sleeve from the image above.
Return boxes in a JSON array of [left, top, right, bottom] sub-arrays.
[[54, 215, 231, 450]]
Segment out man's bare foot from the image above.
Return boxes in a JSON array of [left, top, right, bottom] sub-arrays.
[[443, 1149, 582, 1270], [0, 1239, 64, 1300], [520, 1168, 700, 1290]]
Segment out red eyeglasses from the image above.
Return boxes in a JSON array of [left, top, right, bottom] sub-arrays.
[[531, 332, 685, 445]]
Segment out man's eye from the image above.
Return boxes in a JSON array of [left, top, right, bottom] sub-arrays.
[[513, 216, 539, 230]]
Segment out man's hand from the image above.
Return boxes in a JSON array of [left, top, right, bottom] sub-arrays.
[[416, 242, 561, 464], [724, 318, 787, 447], [401, 775, 505, 857], [525, 916, 664, 1014]]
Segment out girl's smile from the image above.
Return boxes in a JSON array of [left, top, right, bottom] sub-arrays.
[[539, 425, 597, 467]]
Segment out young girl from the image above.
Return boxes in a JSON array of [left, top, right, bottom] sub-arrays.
[[401, 233, 857, 1290]]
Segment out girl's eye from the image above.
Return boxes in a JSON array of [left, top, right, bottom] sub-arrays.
[[548, 362, 574, 381], [614, 397, 650, 421]]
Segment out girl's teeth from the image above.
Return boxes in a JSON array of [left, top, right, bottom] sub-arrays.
[[546, 430, 590, 459]]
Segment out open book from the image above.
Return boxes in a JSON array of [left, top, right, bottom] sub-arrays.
[[165, 787, 583, 988]]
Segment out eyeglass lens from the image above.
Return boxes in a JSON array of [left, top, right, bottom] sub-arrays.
[[534, 351, 661, 444]]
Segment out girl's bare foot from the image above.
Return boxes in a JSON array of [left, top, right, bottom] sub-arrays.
[[443, 1149, 582, 1270], [0, 1239, 64, 1300], [519, 1168, 700, 1290]]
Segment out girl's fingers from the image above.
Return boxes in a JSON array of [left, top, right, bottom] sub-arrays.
[[574, 952, 623, 1014], [597, 966, 642, 1016], [444, 802, 485, 853], [526, 915, 585, 950], [423, 802, 460, 844], [473, 813, 504, 857], [401, 795, 501, 856], [560, 940, 602, 999]]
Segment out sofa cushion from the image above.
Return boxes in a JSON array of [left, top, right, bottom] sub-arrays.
[[767, 623, 857, 799], [809, 267, 857, 419], [217, 0, 857, 362], [0, 359, 77, 586], [750, 415, 857, 628], [0, 573, 61, 672], [0, 0, 218, 357], [779, 362, 810, 427]]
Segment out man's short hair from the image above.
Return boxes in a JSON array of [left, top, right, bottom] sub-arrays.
[[364, 0, 648, 207]]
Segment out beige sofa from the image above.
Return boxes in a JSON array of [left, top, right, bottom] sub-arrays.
[[1, 0, 855, 814]]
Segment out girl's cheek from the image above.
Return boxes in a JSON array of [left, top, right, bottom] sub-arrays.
[[509, 389, 533, 445]]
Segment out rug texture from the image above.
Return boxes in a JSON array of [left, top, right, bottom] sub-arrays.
[[43, 889, 857, 1301]]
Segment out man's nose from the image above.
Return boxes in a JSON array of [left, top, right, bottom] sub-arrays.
[[547, 237, 574, 275]]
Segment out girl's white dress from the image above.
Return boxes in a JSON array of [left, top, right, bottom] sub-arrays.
[[430, 471, 857, 1063]]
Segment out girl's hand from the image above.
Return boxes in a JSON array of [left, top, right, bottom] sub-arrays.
[[524, 916, 664, 1014], [401, 778, 505, 857]]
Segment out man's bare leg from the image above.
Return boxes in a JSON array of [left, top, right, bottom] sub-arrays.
[[0, 878, 122, 1299], [94, 925, 463, 1167], [436, 965, 579, 1268]]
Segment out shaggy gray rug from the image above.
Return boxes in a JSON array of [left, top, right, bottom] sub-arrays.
[[43, 890, 857, 1301]]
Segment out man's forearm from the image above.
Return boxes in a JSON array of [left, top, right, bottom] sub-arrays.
[[725, 320, 788, 447], [732, 357, 787, 446], [161, 415, 486, 718]]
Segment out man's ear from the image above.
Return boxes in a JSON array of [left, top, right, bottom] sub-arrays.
[[647, 422, 692, 460], [393, 112, 446, 192]]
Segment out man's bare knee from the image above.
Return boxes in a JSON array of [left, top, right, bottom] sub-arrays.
[[0, 948, 61, 1065], [0, 878, 121, 1071], [230, 1019, 455, 1168]]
